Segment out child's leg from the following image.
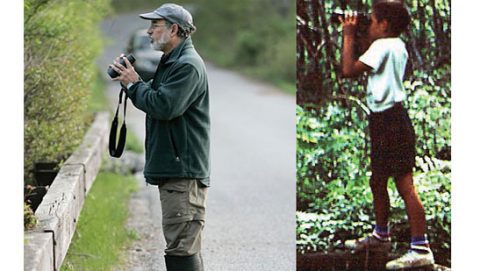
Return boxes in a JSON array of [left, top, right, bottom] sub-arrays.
[[370, 171, 390, 229], [386, 171, 434, 269], [394, 171, 427, 239], [344, 171, 392, 252]]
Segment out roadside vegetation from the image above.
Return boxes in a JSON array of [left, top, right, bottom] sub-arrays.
[[26, 62, 143, 266], [61, 171, 138, 271], [111, 0, 295, 94], [62, 73, 142, 268], [24, 0, 111, 229], [24, 0, 111, 184], [88, 71, 110, 114], [24, 1, 145, 268], [297, 0, 451, 266], [59, 54, 143, 271]]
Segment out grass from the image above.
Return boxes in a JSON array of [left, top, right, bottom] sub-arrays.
[[61, 74, 144, 269], [60, 172, 138, 271]]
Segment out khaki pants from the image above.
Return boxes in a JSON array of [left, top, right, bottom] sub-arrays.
[[158, 179, 207, 256]]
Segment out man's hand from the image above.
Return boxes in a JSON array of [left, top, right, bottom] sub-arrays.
[[339, 11, 358, 36], [110, 54, 140, 87]]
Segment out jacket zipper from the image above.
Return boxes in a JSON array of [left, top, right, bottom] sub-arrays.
[[145, 116, 150, 158], [168, 128, 180, 162]]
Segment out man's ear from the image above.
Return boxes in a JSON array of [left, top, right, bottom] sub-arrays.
[[170, 24, 179, 37]]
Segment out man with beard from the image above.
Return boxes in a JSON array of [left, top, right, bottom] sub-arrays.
[[110, 3, 209, 270]]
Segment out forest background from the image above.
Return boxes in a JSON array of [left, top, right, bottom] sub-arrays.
[[296, 0, 451, 266]]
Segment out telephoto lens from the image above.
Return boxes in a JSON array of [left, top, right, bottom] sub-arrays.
[[330, 11, 371, 26], [107, 55, 136, 78]]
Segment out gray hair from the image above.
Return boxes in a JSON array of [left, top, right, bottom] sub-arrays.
[[164, 20, 196, 38]]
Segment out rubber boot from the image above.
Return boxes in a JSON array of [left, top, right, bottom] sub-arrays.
[[164, 254, 204, 271]]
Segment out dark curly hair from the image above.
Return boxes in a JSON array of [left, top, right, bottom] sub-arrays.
[[373, 1, 410, 36]]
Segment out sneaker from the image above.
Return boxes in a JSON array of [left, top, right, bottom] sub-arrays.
[[345, 234, 391, 253], [386, 248, 435, 270]]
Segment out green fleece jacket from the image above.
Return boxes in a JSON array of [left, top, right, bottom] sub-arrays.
[[126, 37, 210, 186]]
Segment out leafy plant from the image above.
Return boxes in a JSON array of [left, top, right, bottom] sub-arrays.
[[24, 202, 37, 231], [24, 0, 111, 184], [296, 101, 451, 265]]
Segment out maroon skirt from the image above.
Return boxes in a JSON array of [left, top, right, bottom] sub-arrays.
[[368, 103, 416, 177]]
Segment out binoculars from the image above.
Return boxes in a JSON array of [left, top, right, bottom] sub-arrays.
[[330, 11, 371, 27], [107, 55, 136, 78]]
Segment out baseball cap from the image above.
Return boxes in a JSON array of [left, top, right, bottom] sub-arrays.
[[139, 3, 196, 32]]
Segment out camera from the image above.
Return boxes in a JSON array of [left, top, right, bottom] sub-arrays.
[[107, 54, 136, 78], [330, 10, 371, 27]]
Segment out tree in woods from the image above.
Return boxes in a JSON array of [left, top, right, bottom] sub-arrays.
[[296, 0, 451, 266], [297, 0, 450, 105]]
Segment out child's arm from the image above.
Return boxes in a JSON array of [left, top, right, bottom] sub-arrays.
[[339, 14, 371, 78]]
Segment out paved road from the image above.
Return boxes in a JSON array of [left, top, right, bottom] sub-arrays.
[[99, 11, 295, 271]]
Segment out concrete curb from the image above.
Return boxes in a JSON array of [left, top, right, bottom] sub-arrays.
[[24, 112, 110, 271]]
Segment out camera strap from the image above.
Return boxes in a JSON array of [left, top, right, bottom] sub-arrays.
[[109, 86, 128, 158]]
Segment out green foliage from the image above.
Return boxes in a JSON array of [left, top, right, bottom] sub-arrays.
[[405, 69, 451, 159], [296, 105, 451, 263], [191, 0, 295, 89], [87, 71, 109, 114], [61, 171, 138, 271], [297, 103, 373, 252], [24, 202, 37, 231], [297, 1, 451, 264], [297, 155, 451, 264], [24, 0, 111, 184], [297, 100, 451, 264], [296, 76, 451, 263]]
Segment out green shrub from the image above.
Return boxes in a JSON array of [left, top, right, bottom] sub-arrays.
[[24, 0, 111, 184], [405, 69, 451, 160], [24, 202, 37, 230], [297, 157, 451, 265], [296, 102, 451, 265]]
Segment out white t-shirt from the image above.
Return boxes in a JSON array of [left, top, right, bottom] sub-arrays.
[[359, 37, 408, 112]]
